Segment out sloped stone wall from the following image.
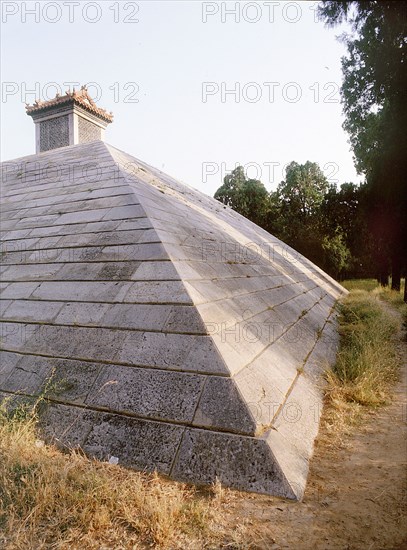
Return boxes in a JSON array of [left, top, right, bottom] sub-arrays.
[[0, 141, 345, 499]]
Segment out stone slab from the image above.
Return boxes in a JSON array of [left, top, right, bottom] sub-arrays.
[[172, 428, 296, 498], [87, 364, 205, 423], [117, 331, 228, 374], [82, 411, 185, 474], [2, 299, 64, 323], [193, 377, 257, 435], [0, 351, 22, 386]]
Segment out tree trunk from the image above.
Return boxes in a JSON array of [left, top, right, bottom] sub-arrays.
[[404, 278, 407, 303], [379, 271, 389, 287], [391, 255, 401, 292]]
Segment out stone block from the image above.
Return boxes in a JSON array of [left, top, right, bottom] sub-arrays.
[[2, 299, 63, 323], [55, 302, 111, 325], [31, 281, 132, 303], [88, 364, 204, 423], [39, 403, 99, 448], [101, 303, 170, 331], [0, 351, 22, 386], [172, 428, 296, 498], [123, 281, 193, 304], [83, 412, 184, 474], [163, 305, 207, 334], [193, 377, 257, 435], [117, 331, 228, 374], [1, 282, 41, 299]]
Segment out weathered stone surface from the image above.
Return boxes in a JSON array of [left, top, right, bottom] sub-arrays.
[[0, 140, 346, 499], [193, 377, 257, 435], [171, 428, 296, 498], [163, 305, 208, 334], [234, 343, 299, 426], [31, 281, 132, 302], [1, 282, 41, 299], [59, 262, 141, 281], [0, 351, 22, 386], [2, 299, 64, 323], [39, 403, 99, 448], [0, 300, 12, 316], [88, 364, 204, 422], [117, 331, 227, 373], [82, 412, 184, 474], [1, 263, 65, 281], [123, 281, 193, 304], [1, 355, 101, 404], [1, 354, 52, 394], [55, 302, 111, 325]]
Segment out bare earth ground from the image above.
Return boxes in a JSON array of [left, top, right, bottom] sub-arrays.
[[216, 302, 407, 550]]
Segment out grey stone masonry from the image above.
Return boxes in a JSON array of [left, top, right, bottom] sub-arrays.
[[0, 140, 347, 500]]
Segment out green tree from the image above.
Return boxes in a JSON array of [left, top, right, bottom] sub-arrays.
[[214, 166, 246, 209], [320, 182, 375, 277], [322, 230, 351, 280], [273, 161, 329, 264], [318, 1, 407, 297], [214, 166, 269, 227], [276, 161, 329, 222]]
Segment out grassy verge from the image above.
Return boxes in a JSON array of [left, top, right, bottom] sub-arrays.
[[0, 398, 241, 549], [341, 278, 380, 293], [322, 280, 403, 444], [343, 277, 406, 331], [374, 281, 407, 323], [342, 277, 406, 311]]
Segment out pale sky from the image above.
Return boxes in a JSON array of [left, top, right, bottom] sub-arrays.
[[1, 1, 361, 196]]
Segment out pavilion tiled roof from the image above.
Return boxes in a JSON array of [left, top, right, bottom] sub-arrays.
[[25, 85, 113, 123]]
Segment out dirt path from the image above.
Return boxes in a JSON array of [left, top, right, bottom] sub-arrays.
[[221, 302, 407, 550]]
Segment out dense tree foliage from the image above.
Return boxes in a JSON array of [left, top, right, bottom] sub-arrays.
[[318, 1, 407, 296], [272, 162, 330, 264], [214, 167, 270, 227]]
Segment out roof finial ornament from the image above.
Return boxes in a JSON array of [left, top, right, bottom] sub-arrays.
[[26, 86, 113, 122], [26, 84, 113, 153]]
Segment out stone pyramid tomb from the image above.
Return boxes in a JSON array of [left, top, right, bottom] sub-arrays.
[[0, 89, 346, 500]]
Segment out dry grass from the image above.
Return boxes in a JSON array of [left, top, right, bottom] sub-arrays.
[[341, 278, 380, 293], [343, 278, 406, 311], [374, 281, 407, 316], [0, 398, 246, 550], [343, 277, 406, 334], [321, 284, 403, 447]]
